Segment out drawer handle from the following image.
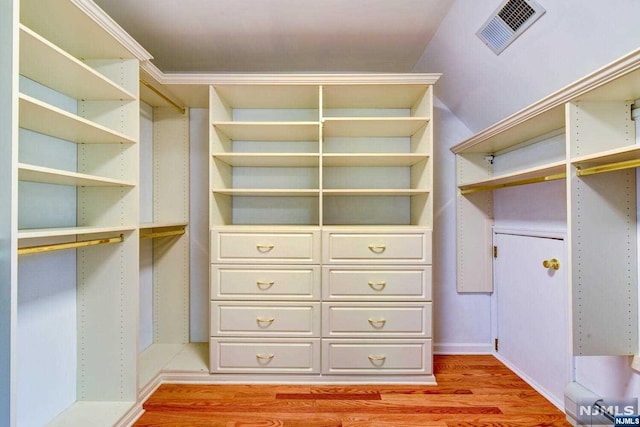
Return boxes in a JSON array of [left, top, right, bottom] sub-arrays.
[[256, 244, 275, 252], [367, 355, 386, 364], [368, 244, 386, 254], [256, 280, 275, 289], [368, 281, 387, 291], [368, 318, 387, 328], [256, 353, 275, 361], [256, 317, 275, 325]]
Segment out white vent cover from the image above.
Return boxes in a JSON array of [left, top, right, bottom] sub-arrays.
[[477, 0, 546, 55]]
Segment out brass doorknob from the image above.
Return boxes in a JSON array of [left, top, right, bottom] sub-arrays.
[[543, 258, 560, 270]]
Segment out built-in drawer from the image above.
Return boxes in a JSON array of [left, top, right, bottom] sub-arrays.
[[323, 230, 431, 264], [211, 265, 320, 300], [322, 339, 433, 375], [211, 230, 320, 263], [210, 338, 320, 373], [322, 302, 432, 337], [210, 302, 320, 336], [323, 267, 431, 300]]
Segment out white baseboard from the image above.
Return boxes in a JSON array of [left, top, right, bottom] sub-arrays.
[[433, 342, 493, 354]]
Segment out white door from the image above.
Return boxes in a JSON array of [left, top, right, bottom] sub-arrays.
[[494, 232, 570, 408]]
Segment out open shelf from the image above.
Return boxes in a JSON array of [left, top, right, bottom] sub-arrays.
[[213, 153, 320, 167], [572, 144, 640, 176], [323, 153, 428, 167], [47, 401, 136, 427], [323, 117, 428, 137], [323, 84, 433, 109], [213, 122, 319, 140], [19, 25, 136, 101], [18, 163, 135, 187], [19, 94, 136, 144], [323, 189, 429, 196], [458, 161, 566, 194], [212, 189, 320, 197], [18, 225, 136, 241]]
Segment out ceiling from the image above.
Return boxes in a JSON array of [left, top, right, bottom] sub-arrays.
[[93, 0, 454, 73]]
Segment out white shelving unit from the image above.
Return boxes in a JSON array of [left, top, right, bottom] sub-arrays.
[[209, 77, 438, 383], [5, 0, 151, 425], [452, 48, 640, 356]]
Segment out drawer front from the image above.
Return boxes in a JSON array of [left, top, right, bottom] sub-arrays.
[[211, 302, 320, 336], [322, 339, 432, 374], [212, 231, 320, 263], [211, 338, 320, 373], [322, 303, 432, 337], [323, 267, 432, 300], [212, 265, 320, 300], [324, 231, 431, 264]]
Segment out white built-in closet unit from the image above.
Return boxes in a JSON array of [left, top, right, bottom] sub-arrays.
[[4, 0, 192, 426], [208, 78, 438, 381], [453, 48, 640, 359]]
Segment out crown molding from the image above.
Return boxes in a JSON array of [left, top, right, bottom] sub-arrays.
[[71, 0, 153, 62], [451, 47, 640, 154]]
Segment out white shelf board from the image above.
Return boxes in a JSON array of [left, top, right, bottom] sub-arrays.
[[571, 144, 640, 168], [213, 153, 320, 167], [47, 401, 136, 427], [458, 161, 566, 191], [162, 343, 210, 373], [323, 189, 429, 196], [323, 84, 428, 108], [323, 153, 429, 167], [18, 225, 135, 241], [18, 93, 136, 144], [139, 343, 186, 389], [213, 85, 319, 108], [213, 121, 319, 141], [18, 163, 135, 187], [19, 25, 136, 101], [323, 117, 428, 137], [212, 189, 320, 197], [139, 221, 188, 232]]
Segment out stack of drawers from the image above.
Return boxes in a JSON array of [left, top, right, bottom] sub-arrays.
[[322, 229, 433, 377], [210, 229, 322, 373], [210, 228, 433, 380]]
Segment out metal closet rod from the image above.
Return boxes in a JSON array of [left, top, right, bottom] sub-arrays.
[[140, 78, 186, 115], [576, 158, 640, 177], [18, 234, 124, 256], [459, 172, 566, 195]]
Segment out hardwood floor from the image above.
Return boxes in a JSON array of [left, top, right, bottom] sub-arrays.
[[134, 355, 571, 426]]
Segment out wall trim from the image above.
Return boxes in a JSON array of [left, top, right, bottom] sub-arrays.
[[433, 343, 493, 354]]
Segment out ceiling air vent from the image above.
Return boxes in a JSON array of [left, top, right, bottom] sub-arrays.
[[477, 0, 546, 55]]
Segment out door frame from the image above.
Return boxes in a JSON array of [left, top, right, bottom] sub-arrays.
[[490, 226, 574, 410]]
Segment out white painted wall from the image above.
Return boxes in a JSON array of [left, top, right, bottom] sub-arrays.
[[415, 0, 640, 133], [433, 98, 492, 352]]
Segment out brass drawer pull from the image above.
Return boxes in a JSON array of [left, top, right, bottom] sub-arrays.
[[256, 353, 275, 360], [368, 244, 386, 254], [368, 281, 387, 291], [256, 280, 275, 289], [368, 355, 386, 362], [368, 318, 387, 328], [256, 244, 275, 252], [256, 317, 275, 325]]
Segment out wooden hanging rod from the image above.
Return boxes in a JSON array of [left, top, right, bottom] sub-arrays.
[[140, 228, 186, 240], [18, 234, 124, 256], [459, 172, 566, 195], [576, 158, 640, 177], [140, 78, 186, 115]]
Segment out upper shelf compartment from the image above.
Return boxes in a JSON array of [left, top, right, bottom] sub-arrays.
[[210, 85, 320, 122], [323, 117, 428, 137], [19, 94, 136, 144], [19, 25, 136, 101], [322, 84, 432, 117]]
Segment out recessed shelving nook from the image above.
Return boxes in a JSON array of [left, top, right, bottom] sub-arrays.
[[452, 48, 640, 357], [209, 75, 438, 384]]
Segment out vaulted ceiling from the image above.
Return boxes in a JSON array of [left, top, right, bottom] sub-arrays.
[[93, 0, 454, 73]]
